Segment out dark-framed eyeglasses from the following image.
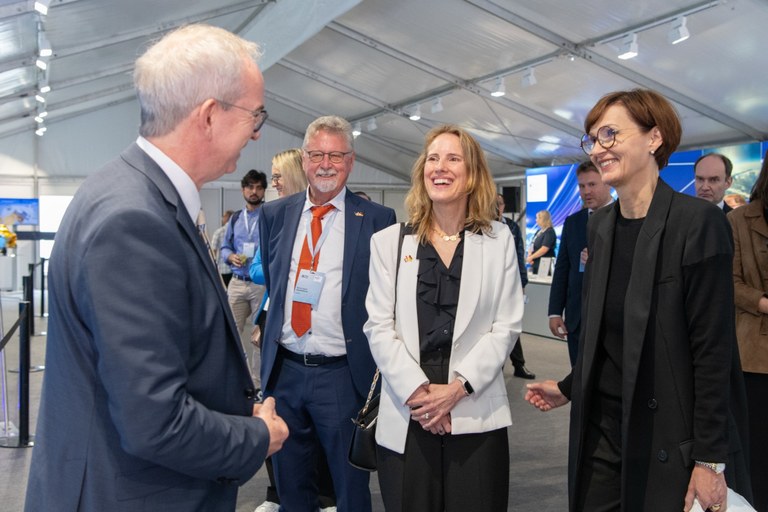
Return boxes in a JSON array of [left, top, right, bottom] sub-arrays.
[[304, 150, 353, 164], [270, 174, 282, 182], [216, 99, 268, 133], [580, 125, 622, 155]]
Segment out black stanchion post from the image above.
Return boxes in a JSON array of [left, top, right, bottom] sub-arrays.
[[40, 257, 46, 318], [22, 276, 34, 336], [27, 264, 36, 333], [18, 301, 34, 447]]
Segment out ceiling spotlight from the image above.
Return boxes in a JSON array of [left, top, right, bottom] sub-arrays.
[[431, 97, 444, 114], [35, 58, 48, 70], [37, 109, 48, 118], [668, 16, 690, 45], [521, 68, 537, 88], [352, 122, 361, 138], [35, 125, 47, 136], [367, 117, 377, 131], [35, 94, 46, 103], [408, 105, 421, 121], [617, 33, 638, 60], [38, 30, 52, 57], [39, 84, 51, 93], [34, 0, 51, 15], [490, 76, 506, 97]]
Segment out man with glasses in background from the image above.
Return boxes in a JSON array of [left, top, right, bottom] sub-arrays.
[[221, 169, 268, 390], [258, 116, 396, 512]]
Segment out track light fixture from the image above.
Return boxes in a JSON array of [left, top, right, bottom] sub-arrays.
[[352, 122, 361, 138], [408, 105, 421, 121], [34, 0, 51, 15], [490, 76, 506, 97], [35, 58, 48, 70], [35, 94, 46, 103], [38, 30, 52, 57], [35, 124, 47, 136], [617, 33, 638, 60], [521, 68, 537, 88], [668, 16, 690, 45], [367, 118, 377, 132], [431, 97, 444, 114]]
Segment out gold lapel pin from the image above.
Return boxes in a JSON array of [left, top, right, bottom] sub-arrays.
[[354, 211, 364, 217], [404, 255, 413, 262]]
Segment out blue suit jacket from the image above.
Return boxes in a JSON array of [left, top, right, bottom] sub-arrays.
[[258, 189, 396, 397], [547, 208, 588, 334], [25, 143, 270, 512]]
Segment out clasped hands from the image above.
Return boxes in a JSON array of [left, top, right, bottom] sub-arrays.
[[252, 397, 289, 456], [406, 380, 465, 436]]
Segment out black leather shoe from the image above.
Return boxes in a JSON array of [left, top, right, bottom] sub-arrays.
[[513, 365, 535, 379]]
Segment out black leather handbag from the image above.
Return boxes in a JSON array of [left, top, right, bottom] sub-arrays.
[[348, 223, 407, 472], [348, 369, 380, 471]]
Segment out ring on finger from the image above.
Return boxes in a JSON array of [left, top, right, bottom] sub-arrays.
[[424, 412, 429, 420], [710, 504, 722, 512]]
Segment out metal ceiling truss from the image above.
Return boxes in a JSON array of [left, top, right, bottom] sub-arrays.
[[465, 0, 765, 141]]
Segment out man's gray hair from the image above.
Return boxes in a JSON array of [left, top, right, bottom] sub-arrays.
[[302, 116, 354, 151]]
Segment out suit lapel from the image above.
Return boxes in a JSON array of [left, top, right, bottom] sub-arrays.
[[621, 180, 673, 402], [579, 204, 616, 384], [454, 230, 482, 342], [342, 191, 364, 298], [398, 234, 422, 358], [121, 143, 242, 348]]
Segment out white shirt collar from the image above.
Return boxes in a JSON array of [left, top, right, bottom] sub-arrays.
[[136, 136, 200, 223], [302, 187, 347, 214]]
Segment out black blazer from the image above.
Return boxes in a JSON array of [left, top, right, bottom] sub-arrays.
[[547, 208, 588, 334], [561, 179, 751, 510]]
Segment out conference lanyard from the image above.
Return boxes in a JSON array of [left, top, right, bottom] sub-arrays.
[[305, 208, 338, 270]]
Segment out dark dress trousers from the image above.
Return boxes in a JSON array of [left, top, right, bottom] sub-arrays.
[[25, 143, 270, 512], [548, 208, 589, 365], [560, 179, 752, 511]]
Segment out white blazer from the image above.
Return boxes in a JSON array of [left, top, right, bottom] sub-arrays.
[[364, 221, 524, 453]]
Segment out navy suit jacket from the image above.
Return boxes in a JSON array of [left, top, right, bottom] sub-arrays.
[[502, 217, 528, 288], [547, 208, 588, 334], [25, 143, 270, 512], [258, 189, 396, 397]]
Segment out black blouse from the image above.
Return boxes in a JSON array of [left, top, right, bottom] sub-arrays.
[[416, 237, 464, 353]]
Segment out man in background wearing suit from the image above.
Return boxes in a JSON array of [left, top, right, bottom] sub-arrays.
[[548, 162, 613, 366], [496, 193, 535, 379], [25, 25, 287, 512], [259, 116, 396, 512], [694, 153, 734, 213]]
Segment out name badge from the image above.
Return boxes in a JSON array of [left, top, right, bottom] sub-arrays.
[[293, 269, 326, 307], [243, 242, 256, 258]]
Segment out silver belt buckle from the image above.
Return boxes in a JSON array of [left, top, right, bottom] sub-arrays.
[[303, 353, 319, 367]]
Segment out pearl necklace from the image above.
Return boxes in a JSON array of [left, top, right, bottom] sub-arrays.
[[432, 228, 461, 242]]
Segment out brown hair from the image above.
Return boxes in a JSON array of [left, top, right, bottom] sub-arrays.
[[584, 89, 681, 170], [750, 150, 768, 202], [404, 124, 497, 244]]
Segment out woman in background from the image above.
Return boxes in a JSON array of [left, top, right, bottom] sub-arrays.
[[525, 89, 751, 511], [728, 151, 768, 512], [365, 124, 523, 511], [526, 209, 555, 274], [251, 148, 337, 512]]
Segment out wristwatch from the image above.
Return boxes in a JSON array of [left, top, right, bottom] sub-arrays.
[[456, 376, 474, 396], [695, 461, 726, 474]]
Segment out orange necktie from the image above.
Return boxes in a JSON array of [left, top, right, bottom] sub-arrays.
[[291, 204, 335, 337]]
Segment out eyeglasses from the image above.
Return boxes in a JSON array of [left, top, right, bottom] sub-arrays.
[[216, 99, 268, 133], [305, 150, 352, 164], [271, 174, 282, 182], [580, 125, 626, 155]]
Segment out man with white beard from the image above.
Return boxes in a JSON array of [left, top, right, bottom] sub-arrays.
[[257, 116, 396, 511]]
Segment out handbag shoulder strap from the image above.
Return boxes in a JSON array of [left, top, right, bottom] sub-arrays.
[[361, 222, 408, 414]]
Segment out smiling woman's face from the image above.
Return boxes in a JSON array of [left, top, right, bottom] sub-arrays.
[[423, 132, 468, 209]]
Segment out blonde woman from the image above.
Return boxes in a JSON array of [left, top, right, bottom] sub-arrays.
[[365, 124, 523, 511], [526, 209, 556, 274], [270, 148, 306, 197]]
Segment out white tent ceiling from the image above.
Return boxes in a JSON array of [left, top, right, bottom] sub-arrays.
[[1, 0, 767, 183]]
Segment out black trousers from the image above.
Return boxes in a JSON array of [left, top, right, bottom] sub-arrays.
[[509, 336, 526, 366], [744, 372, 768, 512], [377, 350, 509, 512]]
